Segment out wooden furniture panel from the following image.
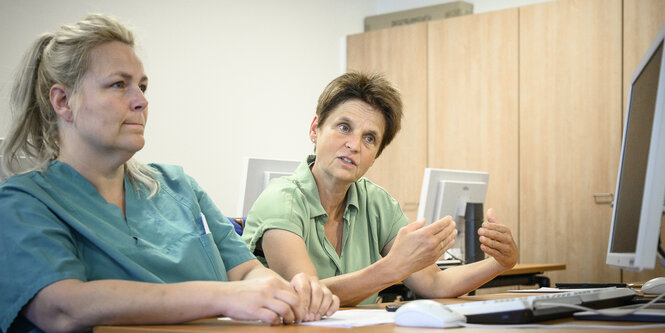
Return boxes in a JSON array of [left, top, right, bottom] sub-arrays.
[[346, 23, 428, 221], [621, 0, 665, 284], [519, 0, 622, 284], [427, 9, 519, 245]]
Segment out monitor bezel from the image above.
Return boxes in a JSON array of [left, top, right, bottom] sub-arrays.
[[237, 157, 300, 217], [606, 24, 665, 271], [416, 168, 489, 224]]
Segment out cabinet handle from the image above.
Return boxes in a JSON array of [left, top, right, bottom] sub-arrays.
[[593, 193, 614, 206], [402, 202, 419, 210]]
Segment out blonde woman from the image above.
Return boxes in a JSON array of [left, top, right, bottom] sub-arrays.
[[0, 14, 337, 332]]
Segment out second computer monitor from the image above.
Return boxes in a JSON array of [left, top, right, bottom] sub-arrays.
[[237, 157, 300, 217], [606, 22, 665, 272], [417, 168, 489, 260]]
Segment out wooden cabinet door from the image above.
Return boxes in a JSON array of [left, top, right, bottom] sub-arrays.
[[519, 0, 622, 283], [621, 0, 665, 284], [347, 24, 428, 221], [428, 9, 519, 245]]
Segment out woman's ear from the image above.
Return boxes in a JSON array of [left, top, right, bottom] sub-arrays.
[[309, 115, 319, 143], [50, 84, 74, 122]]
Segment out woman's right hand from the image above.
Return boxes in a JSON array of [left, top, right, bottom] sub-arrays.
[[385, 217, 457, 277]]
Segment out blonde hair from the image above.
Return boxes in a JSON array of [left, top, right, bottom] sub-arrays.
[[1, 14, 160, 196]]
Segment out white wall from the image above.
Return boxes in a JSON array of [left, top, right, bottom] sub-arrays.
[[0, 0, 549, 216], [0, 0, 377, 216]]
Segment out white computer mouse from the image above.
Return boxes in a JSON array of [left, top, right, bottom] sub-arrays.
[[394, 299, 466, 328], [641, 277, 665, 294]]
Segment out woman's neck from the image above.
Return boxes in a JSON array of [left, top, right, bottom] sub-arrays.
[[311, 166, 349, 219], [57, 143, 129, 214]]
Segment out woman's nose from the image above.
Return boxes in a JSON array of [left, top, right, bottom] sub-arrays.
[[345, 134, 361, 151], [130, 87, 148, 112]]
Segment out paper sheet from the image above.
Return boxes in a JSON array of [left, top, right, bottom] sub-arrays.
[[506, 287, 605, 293], [299, 309, 395, 327]]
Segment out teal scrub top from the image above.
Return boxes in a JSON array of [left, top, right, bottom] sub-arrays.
[[242, 155, 409, 304], [0, 161, 254, 333]]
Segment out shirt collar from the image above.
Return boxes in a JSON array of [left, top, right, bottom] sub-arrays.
[[297, 155, 359, 219]]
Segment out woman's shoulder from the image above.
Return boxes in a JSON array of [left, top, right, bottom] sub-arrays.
[[353, 177, 403, 210], [0, 168, 50, 194], [355, 177, 394, 198], [147, 163, 185, 179]]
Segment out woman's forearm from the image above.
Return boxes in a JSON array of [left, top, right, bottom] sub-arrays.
[[23, 279, 233, 333], [321, 256, 406, 306]]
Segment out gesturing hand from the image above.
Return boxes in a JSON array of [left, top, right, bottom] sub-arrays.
[[387, 216, 457, 276], [478, 208, 518, 269], [290, 273, 339, 321]]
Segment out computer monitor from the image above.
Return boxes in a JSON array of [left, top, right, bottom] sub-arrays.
[[606, 22, 665, 271], [237, 157, 300, 217], [0, 138, 6, 181], [416, 168, 489, 261]]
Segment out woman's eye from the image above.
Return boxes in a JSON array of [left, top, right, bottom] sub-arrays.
[[364, 135, 375, 144], [111, 81, 125, 89], [139, 84, 148, 93], [339, 124, 350, 132]]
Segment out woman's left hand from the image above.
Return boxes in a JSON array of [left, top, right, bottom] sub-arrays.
[[289, 273, 339, 321], [478, 208, 518, 269]]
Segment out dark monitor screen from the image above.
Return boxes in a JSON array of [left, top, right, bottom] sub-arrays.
[[610, 42, 663, 254]]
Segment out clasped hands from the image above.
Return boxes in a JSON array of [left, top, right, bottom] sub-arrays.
[[224, 272, 339, 325]]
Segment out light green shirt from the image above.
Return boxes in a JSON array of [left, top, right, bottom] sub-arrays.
[[242, 155, 408, 304]]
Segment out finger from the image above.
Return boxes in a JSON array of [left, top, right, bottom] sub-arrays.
[[479, 223, 512, 241], [316, 287, 334, 318], [409, 219, 427, 229], [309, 279, 324, 318], [480, 243, 504, 259], [439, 237, 455, 256], [486, 208, 496, 223], [327, 294, 340, 316], [251, 308, 282, 325], [479, 235, 512, 255], [262, 297, 296, 325], [425, 217, 455, 238], [291, 275, 311, 319], [271, 288, 302, 324]]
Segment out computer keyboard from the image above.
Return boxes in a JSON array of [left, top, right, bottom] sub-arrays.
[[445, 288, 637, 324]]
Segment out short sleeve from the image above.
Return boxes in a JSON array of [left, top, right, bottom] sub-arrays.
[[242, 178, 308, 254], [0, 186, 86, 333], [368, 182, 409, 251], [187, 176, 255, 271]]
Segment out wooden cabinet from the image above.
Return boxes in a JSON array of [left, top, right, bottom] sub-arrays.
[[519, 0, 622, 283], [346, 0, 665, 285], [347, 23, 428, 221], [428, 8, 520, 246]]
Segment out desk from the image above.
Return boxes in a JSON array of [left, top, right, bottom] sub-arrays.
[[479, 263, 566, 289], [380, 263, 566, 300], [94, 292, 663, 332]]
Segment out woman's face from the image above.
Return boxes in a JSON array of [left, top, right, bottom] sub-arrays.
[[310, 99, 385, 186], [68, 41, 148, 158]]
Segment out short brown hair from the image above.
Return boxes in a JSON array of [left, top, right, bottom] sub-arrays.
[[315, 72, 403, 157]]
